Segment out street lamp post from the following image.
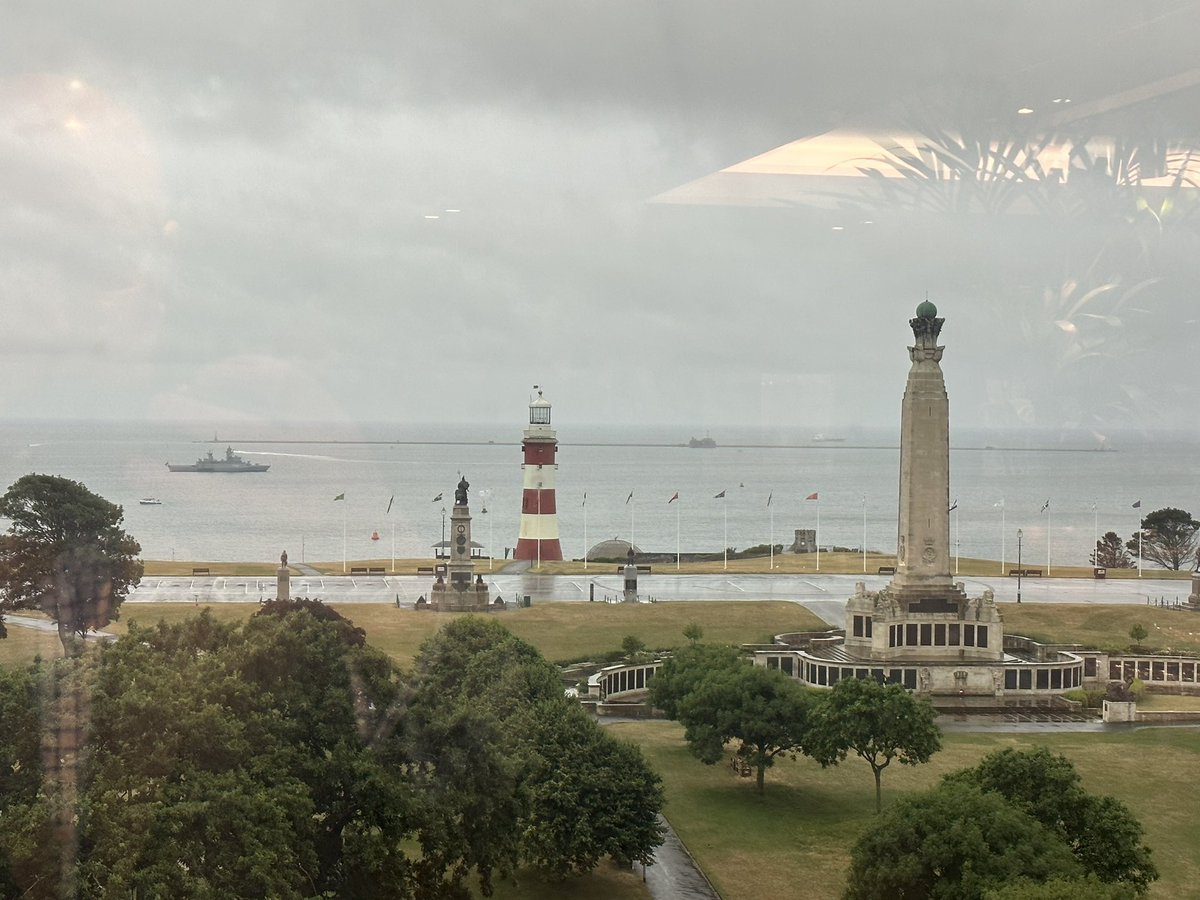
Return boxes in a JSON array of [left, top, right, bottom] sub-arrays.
[[1016, 528, 1023, 604]]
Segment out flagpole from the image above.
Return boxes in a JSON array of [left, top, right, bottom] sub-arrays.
[[816, 497, 820, 572], [1000, 501, 1005, 575], [342, 499, 347, 574], [954, 505, 960, 575], [583, 493, 588, 570], [723, 494, 728, 571], [862, 494, 867, 573], [1092, 501, 1098, 568], [391, 522, 395, 574], [769, 498, 774, 571], [676, 500, 681, 571], [1046, 503, 1051, 576], [630, 495, 635, 552]]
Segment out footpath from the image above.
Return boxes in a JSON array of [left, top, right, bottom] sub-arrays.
[[644, 815, 721, 899]]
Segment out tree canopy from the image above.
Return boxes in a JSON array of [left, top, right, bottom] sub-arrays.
[[650, 644, 812, 793], [0, 608, 664, 898], [0, 475, 142, 655], [1127, 507, 1200, 570], [1091, 531, 1133, 568], [408, 616, 664, 890], [949, 747, 1157, 892], [805, 676, 941, 812], [844, 780, 1082, 900]]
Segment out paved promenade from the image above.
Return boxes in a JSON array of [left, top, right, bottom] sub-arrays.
[[123, 572, 1192, 628], [125, 571, 1189, 605]]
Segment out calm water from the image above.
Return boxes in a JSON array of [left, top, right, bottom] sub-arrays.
[[1, 420, 1196, 568]]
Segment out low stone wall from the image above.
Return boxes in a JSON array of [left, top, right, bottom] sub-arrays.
[[1135, 709, 1200, 724]]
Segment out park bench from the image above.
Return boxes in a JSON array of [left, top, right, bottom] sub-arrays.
[[1008, 569, 1043, 577], [192, 567, 210, 576], [730, 754, 752, 777], [416, 566, 435, 575], [349, 566, 368, 576], [878, 566, 896, 574], [614, 565, 653, 574], [367, 567, 385, 575]]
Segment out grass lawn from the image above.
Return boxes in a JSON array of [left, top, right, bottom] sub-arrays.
[[140, 558, 518, 576], [1002, 603, 1200, 655], [110, 600, 827, 667], [0, 624, 63, 666], [613, 720, 1200, 900], [478, 863, 649, 899], [526, 552, 1194, 579]]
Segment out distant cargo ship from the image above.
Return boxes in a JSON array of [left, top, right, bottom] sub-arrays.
[[167, 446, 269, 473], [812, 434, 846, 443], [688, 436, 717, 448]]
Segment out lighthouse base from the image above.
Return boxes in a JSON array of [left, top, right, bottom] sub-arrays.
[[514, 538, 563, 562]]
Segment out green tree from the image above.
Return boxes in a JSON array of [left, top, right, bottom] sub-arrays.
[[986, 876, 1139, 899], [409, 616, 664, 891], [648, 642, 744, 719], [79, 608, 429, 899], [516, 699, 664, 876], [78, 619, 320, 898], [805, 676, 941, 812], [653, 649, 811, 793], [0, 475, 142, 655], [682, 621, 704, 644], [1091, 532, 1133, 568], [1127, 507, 1200, 570], [1128, 623, 1148, 647], [0, 661, 59, 899], [621, 634, 646, 657], [951, 747, 1157, 892], [844, 780, 1082, 900]]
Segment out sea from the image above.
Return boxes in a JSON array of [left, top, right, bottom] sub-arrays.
[[1, 420, 1197, 569]]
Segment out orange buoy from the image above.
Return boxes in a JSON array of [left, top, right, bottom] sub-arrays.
[[370, 531, 380, 541]]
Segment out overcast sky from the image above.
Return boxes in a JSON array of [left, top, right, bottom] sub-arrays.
[[3, 2, 1198, 437]]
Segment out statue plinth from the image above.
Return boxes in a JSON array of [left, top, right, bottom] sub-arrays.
[[427, 477, 494, 612]]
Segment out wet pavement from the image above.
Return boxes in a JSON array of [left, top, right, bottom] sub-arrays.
[[120, 572, 1190, 629], [644, 815, 720, 900]]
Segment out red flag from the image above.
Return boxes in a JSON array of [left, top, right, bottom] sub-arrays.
[[668, 492, 679, 503], [806, 492, 819, 500]]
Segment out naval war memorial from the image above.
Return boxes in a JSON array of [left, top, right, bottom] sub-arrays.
[[752, 303, 1084, 704]]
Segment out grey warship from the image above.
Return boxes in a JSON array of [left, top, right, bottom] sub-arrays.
[[167, 446, 269, 473]]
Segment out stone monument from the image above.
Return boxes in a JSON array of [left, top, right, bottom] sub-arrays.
[[754, 303, 1086, 706], [429, 476, 493, 612], [276, 549, 290, 601], [845, 301, 1004, 689], [622, 547, 639, 603]]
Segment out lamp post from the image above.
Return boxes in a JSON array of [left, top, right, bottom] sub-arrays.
[[440, 507, 446, 560], [1016, 528, 1023, 604]]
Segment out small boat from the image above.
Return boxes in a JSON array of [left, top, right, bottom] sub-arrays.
[[812, 434, 846, 443], [139, 498, 163, 505]]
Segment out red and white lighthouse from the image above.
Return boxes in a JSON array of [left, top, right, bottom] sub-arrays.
[[514, 386, 563, 563]]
